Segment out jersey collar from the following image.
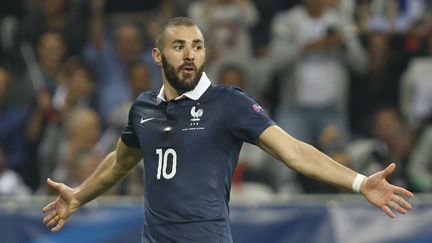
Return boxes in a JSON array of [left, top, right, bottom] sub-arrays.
[[156, 72, 211, 104]]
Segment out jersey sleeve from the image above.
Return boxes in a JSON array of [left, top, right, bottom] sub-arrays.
[[225, 87, 275, 144], [120, 104, 140, 148]]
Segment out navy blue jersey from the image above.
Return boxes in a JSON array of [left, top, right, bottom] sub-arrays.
[[121, 73, 274, 242]]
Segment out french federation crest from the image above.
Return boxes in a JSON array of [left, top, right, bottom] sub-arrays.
[[190, 106, 203, 121]]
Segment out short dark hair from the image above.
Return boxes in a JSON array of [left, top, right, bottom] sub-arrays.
[[155, 17, 198, 51]]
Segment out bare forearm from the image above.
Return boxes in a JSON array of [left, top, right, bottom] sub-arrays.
[[258, 126, 358, 191], [73, 152, 120, 205], [74, 148, 138, 205], [286, 141, 357, 190]]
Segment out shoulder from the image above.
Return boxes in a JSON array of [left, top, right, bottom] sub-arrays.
[[128, 90, 160, 113], [206, 85, 248, 100], [209, 85, 261, 113], [134, 90, 159, 104]]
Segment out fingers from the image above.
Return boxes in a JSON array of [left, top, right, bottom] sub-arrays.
[[47, 178, 61, 190], [51, 219, 66, 232], [382, 194, 413, 218], [42, 209, 66, 232], [46, 215, 60, 228], [387, 200, 407, 215], [382, 163, 396, 178], [394, 186, 414, 198], [43, 210, 58, 224], [42, 201, 56, 213], [392, 195, 412, 211], [381, 205, 395, 218]]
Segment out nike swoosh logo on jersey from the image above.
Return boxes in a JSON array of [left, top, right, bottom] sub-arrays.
[[140, 117, 156, 124]]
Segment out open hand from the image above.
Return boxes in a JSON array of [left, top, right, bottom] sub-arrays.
[[360, 163, 414, 218], [42, 178, 81, 232]]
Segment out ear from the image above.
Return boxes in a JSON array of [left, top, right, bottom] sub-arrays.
[[152, 48, 162, 66]]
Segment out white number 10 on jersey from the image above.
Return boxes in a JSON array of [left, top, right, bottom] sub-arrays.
[[156, 148, 177, 179]]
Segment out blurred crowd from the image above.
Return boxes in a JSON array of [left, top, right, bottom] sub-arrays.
[[1, 0, 432, 197]]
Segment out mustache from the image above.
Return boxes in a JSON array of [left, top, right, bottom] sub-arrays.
[[179, 62, 196, 70]]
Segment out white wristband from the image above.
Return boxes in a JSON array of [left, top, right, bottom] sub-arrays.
[[352, 174, 366, 193]]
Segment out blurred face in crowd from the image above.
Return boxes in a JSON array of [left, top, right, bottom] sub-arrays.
[[67, 109, 101, 150], [0, 68, 9, 105], [37, 32, 67, 71], [41, 0, 66, 16], [128, 63, 151, 98], [153, 25, 205, 93], [68, 67, 95, 100], [115, 25, 142, 66], [372, 108, 402, 142], [303, 0, 327, 15], [219, 66, 245, 89]]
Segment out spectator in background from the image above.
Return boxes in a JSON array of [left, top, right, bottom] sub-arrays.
[[36, 58, 98, 188], [40, 108, 102, 193], [407, 125, 432, 192], [0, 11, 20, 67], [367, 0, 425, 34], [22, 32, 68, 189], [101, 62, 153, 155], [127, 63, 152, 99], [218, 63, 293, 194], [326, 0, 356, 24], [0, 66, 31, 184], [88, 63, 151, 196], [400, 36, 432, 133], [97, 62, 150, 195], [269, 0, 368, 193], [347, 106, 414, 189], [84, 0, 161, 122], [14, 31, 67, 107], [187, 0, 259, 78], [352, 0, 427, 128], [19, 0, 87, 56], [217, 63, 246, 88], [269, 0, 368, 151], [51, 57, 98, 120], [0, 146, 31, 196], [144, 0, 178, 34]]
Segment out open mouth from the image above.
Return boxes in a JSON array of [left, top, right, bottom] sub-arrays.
[[182, 66, 195, 74]]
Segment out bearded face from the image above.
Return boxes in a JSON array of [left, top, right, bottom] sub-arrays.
[[161, 54, 204, 93]]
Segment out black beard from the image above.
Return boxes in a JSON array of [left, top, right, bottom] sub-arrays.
[[161, 55, 204, 93]]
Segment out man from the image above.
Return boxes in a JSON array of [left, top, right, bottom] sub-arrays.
[[42, 17, 413, 243]]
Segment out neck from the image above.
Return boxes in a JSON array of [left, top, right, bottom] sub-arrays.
[[162, 79, 182, 101]]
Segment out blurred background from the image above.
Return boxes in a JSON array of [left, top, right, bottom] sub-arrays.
[[1, 0, 432, 242]]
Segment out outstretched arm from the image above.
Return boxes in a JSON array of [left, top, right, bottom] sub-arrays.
[[256, 125, 414, 218], [42, 138, 142, 232]]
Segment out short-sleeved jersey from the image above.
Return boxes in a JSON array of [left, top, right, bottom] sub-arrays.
[[121, 73, 274, 242]]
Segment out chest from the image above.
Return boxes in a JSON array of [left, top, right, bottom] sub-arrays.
[[133, 100, 225, 151]]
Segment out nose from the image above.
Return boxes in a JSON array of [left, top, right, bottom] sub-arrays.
[[183, 46, 195, 60]]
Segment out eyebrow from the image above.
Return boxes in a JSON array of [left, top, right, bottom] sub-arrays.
[[171, 39, 204, 45]]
